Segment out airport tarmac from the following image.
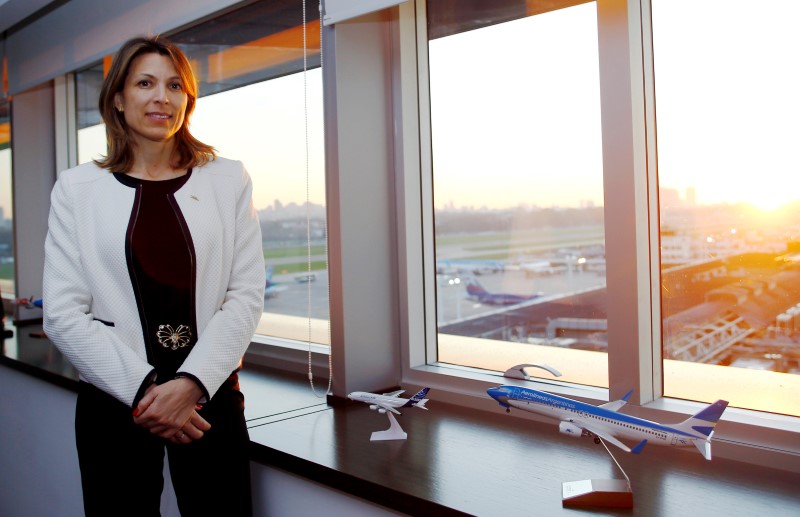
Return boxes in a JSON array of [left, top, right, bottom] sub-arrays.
[[263, 267, 606, 326], [436, 267, 606, 324], [264, 270, 331, 320]]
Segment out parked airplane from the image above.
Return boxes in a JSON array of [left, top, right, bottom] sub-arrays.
[[436, 259, 503, 276], [465, 276, 542, 306], [487, 385, 728, 460], [348, 387, 431, 415], [519, 260, 563, 277], [264, 265, 287, 299]]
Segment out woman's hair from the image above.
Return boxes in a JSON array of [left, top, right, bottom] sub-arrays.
[[95, 35, 215, 172]]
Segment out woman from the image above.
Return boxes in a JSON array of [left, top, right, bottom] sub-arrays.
[[43, 36, 265, 516]]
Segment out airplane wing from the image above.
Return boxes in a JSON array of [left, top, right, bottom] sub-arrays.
[[382, 390, 405, 397], [375, 403, 402, 415], [599, 400, 627, 412], [598, 389, 634, 412], [576, 421, 633, 453]]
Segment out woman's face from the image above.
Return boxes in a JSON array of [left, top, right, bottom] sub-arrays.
[[115, 52, 188, 146]]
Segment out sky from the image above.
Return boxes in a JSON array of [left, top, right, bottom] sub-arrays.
[[429, 3, 604, 210], [3, 1, 800, 218], [190, 70, 326, 211], [429, 0, 800, 211], [651, 0, 800, 211], [75, 69, 326, 213]]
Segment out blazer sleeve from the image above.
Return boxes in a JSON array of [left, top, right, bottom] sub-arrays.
[[43, 175, 156, 407], [176, 163, 266, 400]]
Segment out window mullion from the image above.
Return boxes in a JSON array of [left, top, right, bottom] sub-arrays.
[[597, 0, 656, 404]]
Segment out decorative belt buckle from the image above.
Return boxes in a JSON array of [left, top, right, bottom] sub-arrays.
[[156, 324, 191, 350]]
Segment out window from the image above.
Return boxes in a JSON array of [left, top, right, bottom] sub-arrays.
[[0, 97, 12, 299], [76, 62, 106, 165], [73, 0, 329, 346], [426, 0, 607, 387], [651, 0, 800, 416]]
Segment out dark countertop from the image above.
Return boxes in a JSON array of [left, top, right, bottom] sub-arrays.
[[247, 395, 800, 516], [3, 324, 800, 516]]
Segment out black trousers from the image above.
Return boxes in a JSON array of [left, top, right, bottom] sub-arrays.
[[75, 379, 252, 517]]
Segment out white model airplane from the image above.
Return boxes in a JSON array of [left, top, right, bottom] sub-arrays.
[[348, 387, 431, 415], [487, 385, 728, 460]]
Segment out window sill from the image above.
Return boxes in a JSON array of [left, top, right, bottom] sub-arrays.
[[3, 333, 799, 514], [402, 362, 800, 474], [247, 378, 800, 516], [4, 323, 798, 475]]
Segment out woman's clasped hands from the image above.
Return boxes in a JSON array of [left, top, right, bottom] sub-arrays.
[[132, 377, 211, 444]]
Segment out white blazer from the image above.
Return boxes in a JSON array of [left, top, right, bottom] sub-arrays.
[[43, 158, 266, 407]]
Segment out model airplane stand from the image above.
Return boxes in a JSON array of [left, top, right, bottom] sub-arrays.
[[370, 412, 408, 441], [562, 437, 633, 508]]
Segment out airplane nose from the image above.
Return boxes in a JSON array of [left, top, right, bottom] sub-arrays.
[[486, 387, 505, 401]]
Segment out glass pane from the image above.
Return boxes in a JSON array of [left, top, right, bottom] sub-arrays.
[[76, 62, 106, 164], [190, 69, 328, 343], [0, 98, 13, 300], [72, 0, 328, 345], [427, 0, 607, 387], [652, 0, 800, 415]]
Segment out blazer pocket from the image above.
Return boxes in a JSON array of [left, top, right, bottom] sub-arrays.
[[93, 318, 115, 327]]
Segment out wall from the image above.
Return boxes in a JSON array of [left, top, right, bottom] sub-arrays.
[[0, 363, 400, 516]]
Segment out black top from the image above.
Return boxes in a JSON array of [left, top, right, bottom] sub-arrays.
[[116, 170, 196, 382]]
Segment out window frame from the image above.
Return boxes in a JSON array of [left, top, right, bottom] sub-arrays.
[[395, 0, 800, 471]]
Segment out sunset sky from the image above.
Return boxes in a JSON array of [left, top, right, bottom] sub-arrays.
[[73, 70, 326, 213], [429, 0, 800, 212], [2, 1, 799, 219]]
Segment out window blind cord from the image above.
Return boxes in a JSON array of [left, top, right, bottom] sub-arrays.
[[304, 0, 333, 398]]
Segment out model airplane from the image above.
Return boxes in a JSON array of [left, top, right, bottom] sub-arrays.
[[15, 296, 43, 309], [348, 387, 430, 415], [487, 385, 728, 460]]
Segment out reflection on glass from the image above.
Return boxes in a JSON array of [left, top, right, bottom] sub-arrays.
[[173, 0, 327, 345], [76, 62, 106, 164], [653, 0, 800, 415], [191, 71, 328, 344], [72, 0, 328, 345], [427, 1, 607, 387], [0, 98, 13, 298]]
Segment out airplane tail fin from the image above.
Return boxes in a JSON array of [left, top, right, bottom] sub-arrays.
[[465, 277, 487, 296], [675, 400, 729, 460], [405, 387, 430, 409]]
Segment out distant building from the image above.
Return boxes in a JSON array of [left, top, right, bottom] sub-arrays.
[[686, 187, 696, 206], [659, 187, 681, 209]]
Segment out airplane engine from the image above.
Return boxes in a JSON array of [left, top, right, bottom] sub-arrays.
[[369, 404, 378, 411], [559, 421, 583, 438], [378, 408, 387, 414]]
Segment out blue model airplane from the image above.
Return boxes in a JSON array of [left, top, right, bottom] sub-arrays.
[[487, 385, 728, 460], [15, 296, 43, 309], [465, 276, 542, 306]]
